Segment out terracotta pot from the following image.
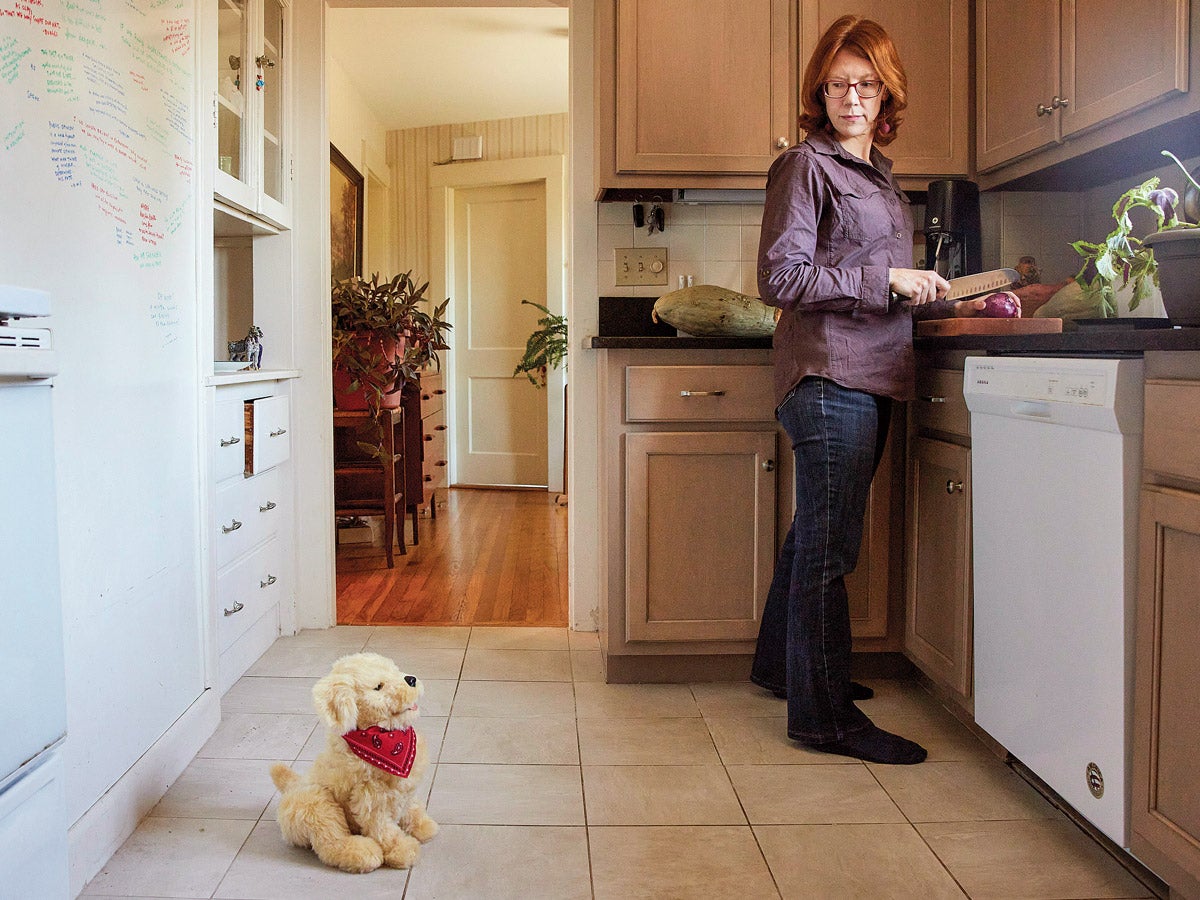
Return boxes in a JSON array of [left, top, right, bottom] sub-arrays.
[[332, 334, 406, 411]]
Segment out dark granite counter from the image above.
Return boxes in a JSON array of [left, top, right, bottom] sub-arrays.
[[587, 335, 773, 350], [914, 326, 1200, 354]]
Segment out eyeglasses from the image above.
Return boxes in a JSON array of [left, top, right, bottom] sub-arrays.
[[822, 80, 883, 99]]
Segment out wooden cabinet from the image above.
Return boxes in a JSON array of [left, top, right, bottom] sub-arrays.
[[904, 363, 973, 710], [1131, 376, 1200, 899], [418, 371, 449, 512], [977, 0, 1189, 174], [595, 0, 796, 192], [799, 0, 970, 178], [333, 407, 410, 567], [213, 0, 291, 229]]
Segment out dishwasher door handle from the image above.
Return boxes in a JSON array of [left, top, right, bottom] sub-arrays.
[[1011, 400, 1052, 418]]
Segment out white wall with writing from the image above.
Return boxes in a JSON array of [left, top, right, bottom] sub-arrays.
[[0, 0, 205, 826]]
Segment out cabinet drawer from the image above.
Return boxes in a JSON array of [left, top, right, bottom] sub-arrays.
[[246, 395, 290, 474], [625, 365, 775, 422], [913, 368, 970, 438], [420, 373, 446, 418], [215, 468, 282, 568], [216, 537, 284, 652], [1145, 380, 1200, 481], [214, 399, 247, 482]]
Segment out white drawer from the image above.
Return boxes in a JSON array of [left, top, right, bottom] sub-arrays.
[[247, 395, 290, 474], [215, 467, 282, 568], [217, 537, 284, 651], [420, 372, 446, 417], [214, 399, 247, 482], [625, 365, 775, 422]]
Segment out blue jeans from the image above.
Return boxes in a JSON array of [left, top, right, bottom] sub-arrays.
[[750, 377, 892, 743]]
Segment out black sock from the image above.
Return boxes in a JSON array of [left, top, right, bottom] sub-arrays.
[[769, 681, 875, 701], [799, 723, 927, 765]]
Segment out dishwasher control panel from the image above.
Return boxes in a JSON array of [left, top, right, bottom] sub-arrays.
[[965, 360, 1110, 406]]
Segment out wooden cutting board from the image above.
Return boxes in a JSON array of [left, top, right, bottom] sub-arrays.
[[916, 317, 1063, 336]]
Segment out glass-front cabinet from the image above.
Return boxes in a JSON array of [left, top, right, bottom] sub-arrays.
[[213, 0, 290, 230]]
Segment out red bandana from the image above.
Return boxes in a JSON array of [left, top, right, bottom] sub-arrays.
[[342, 726, 418, 777]]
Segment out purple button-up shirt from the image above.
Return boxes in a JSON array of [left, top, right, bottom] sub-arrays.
[[758, 130, 934, 405]]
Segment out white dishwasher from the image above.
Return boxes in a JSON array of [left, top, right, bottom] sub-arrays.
[[964, 355, 1144, 849]]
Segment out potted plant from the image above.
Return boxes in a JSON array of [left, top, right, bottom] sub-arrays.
[[1141, 151, 1200, 325], [332, 271, 451, 454], [1070, 150, 1200, 319], [512, 299, 567, 388]]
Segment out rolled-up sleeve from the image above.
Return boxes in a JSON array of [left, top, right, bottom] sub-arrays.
[[757, 148, 893, 316]]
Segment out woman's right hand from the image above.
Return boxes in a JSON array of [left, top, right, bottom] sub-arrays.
[[889, 268, 950, 306]]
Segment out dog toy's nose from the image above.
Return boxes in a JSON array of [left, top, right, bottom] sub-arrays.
[[404, 675, 417, 687]]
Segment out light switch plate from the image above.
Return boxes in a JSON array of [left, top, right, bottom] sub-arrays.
[[616, 248, 669, 286]]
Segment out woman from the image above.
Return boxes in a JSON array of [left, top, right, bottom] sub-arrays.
[[750, 15, 985, 765]]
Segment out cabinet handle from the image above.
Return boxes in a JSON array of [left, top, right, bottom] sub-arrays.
[[1052, 95, 1070, 109], [424, 474, 433, 482], [223, 600, 244, 617], [433, 389, 446, 395], [435, 424, 447, 431], [762, 459, 775, 472], [680, 390, 725, 397], [775, 137, 790, 149], [259, 500, 277, 512], [270, 427, 287, 437], [1036, 101, 1054, 117], [422, 393, 431, 401], [424, 434, 433, 441], [222, 519, 243, 533], [435, 460, 447, 467], [260, 574, 277, 588], [919, 395, 947, 404], [255, 54, 276, 69], [220, 436, 241, 447], [945, 479, 964, 494]]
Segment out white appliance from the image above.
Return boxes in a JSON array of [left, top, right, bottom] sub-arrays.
[[965, 354, 1144, 849], [0, 286, 70, 897]]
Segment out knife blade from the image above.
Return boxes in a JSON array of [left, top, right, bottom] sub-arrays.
[[892, 268, 1020, 304]]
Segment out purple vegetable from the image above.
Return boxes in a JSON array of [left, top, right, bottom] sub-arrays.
[[980, 291, 1021, 318]]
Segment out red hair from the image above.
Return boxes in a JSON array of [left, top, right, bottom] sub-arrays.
[[798, 15, 908, 147]]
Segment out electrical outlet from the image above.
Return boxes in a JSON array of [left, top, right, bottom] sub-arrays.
[[615, 248, 669, 286]]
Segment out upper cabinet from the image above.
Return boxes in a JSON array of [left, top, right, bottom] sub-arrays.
[[799, 0, 971, 179], [977, 0, 1190, 174], [214, 0, 291, 230]]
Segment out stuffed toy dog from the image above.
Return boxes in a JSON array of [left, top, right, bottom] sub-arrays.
[[270, 652, 438, 873]]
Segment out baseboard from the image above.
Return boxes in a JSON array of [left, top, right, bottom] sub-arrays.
[[68, 688, 221, 896]]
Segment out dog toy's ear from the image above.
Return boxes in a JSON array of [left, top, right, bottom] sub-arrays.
[[312, 672, 358, 731]]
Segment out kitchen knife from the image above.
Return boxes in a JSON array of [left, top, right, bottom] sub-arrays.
[[892, 268, 1020, 304]]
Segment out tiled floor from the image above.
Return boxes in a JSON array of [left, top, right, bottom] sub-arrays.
[[81, 626, 1156, 899]]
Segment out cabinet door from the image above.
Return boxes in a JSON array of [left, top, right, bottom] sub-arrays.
[[1131, 486, 1200, 898], [615, 0, 794, 175], [904, 436, 972, 703], [625, 430, 776, 642], [800, 0, 970, 177], [1060, 0, 1189, 139]]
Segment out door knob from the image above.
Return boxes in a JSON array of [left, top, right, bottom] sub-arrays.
[[762, 459, 775, 472], [775, 137, 790, 150], [946, 479, 963, 494]]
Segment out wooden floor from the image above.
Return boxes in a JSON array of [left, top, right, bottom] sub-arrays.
[[335, 487, 569, 626]]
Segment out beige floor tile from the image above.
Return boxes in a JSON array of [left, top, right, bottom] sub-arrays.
[[278, 626, 374, 648], [567, 629, 600, 650], [372, 647, 465, 680], [690, 681, 784, 718], [869, 759, 1060, 822], [296, 726, 329, 761], [728, 764, 906, 824], [150, 758, 282, 820], [213, 820, 412, 899], [417, 678, 458, 717], [221, 676, 319, 715], [246, 643, 358, 678], [440, 715, 579, 764], [570, 649, 604, 682], [705, 716, 850, 765], [426, 764, 584, 825], [918, 819, 1153, 899], [578, 717, 720, 765], [460, 647, 573, 681], [858, 679, 961, 725], [583, 765, 745, 825], [468, 625, 570, 650], [403, 824, 591, 900], [588, 825, 778, 899], [80, 817, 254, 898], [574, 682, 700, 719], [869, 712, 996, 762], [450, 679, 576, 717], [755, 823, 968, 899], [197, 713, 317, 760], [363, 624, 471, 651]]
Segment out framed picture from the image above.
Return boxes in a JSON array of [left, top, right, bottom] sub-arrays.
[[330, 143, 363, 282]]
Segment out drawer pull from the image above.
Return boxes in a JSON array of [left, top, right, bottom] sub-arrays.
[[424, 434, 433, 441], [762, 459, 775, 472], [433, 389, 446, 395], [223, 600, 244, 617], [680, 390, 726, 397], [422, 393, 431, 401], [270, 428, 287, 437], [259, 500, 277, 512], [435, 460, 447, 467], [946, 479, 964, 494], [260, 574, 277, 588], [919, 395, 947, 404], [424, 474, 433, 482], [220, 436, 241, 447], [435, 424, 447, 431], [221, 519, 243, 534]]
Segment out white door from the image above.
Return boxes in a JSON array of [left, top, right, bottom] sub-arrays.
[[453, 180, 549, 486]]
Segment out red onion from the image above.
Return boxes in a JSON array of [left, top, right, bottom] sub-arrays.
[[980, 291, 1021, 318]]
